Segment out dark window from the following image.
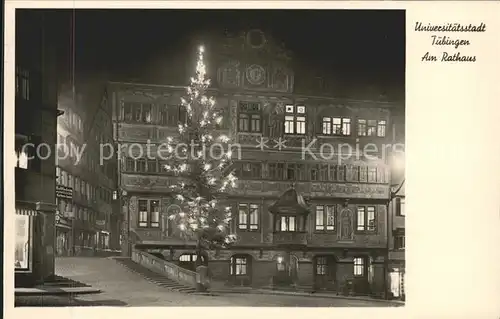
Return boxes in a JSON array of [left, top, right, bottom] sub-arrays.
[[239, 163, 261, 179], [238, 102, 261, 133], [269, 163, 285, 180], [394, 235, 405, 250], [316, 257, 328, 275], [357, 119, 367, 136], [122, 102, 153, 124], [368, 167, 378, 183], [337, 165, 346, 181], [147, 159, 157, 173], [16, 67, 30, 100], [308, 164, 317, 181], [367, 120, 377, 136], [136, 159, 146, 172]]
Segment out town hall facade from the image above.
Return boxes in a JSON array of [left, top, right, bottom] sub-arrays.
[[108, 29, 402, 296]]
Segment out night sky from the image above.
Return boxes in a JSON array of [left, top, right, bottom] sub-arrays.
[[24, 9, 405, 99]]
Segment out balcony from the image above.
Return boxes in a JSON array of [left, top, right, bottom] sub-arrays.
[[271, 231, 308, 246]]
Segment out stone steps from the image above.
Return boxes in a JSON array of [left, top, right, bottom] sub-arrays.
[[113, 258, 197, 294]]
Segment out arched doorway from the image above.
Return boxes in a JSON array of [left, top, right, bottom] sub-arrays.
[[229, 254, 253, 286], [313, 255, 337, 291], [273, 253, 299, 287]]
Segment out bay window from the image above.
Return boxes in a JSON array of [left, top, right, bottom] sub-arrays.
[[278, 216, 296, 232]]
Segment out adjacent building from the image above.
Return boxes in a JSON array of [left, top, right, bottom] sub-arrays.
[[109, 30, 403, 295], [387, 108, 406, 299], [56, 84, 121, 257], [14, 10, 61, 287]]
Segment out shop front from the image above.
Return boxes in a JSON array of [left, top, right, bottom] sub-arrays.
[[389, 264, 406, 300], [15, 201, 57, 287], [55, 213, 73, 256], [55, 185, 74, 256]]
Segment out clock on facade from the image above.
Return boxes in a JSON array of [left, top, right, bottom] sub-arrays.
[[246, 64, 266, 85]]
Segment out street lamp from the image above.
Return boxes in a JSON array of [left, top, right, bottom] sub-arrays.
[[384, 151, 405, 300], [114, 189, 131, 257]]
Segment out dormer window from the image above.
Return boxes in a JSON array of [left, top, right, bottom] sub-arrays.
[[284, 105, 306, 135]]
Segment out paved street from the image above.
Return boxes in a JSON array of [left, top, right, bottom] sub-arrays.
[[23, 257, 399, 307]]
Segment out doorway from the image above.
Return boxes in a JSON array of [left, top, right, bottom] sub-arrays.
[[273, 253, 299, 286], [314, 255, 337, 291]]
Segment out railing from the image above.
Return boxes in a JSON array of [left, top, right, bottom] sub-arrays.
[[131, 248, 197, 288]]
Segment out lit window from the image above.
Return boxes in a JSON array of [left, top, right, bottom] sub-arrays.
[[284, 105, 306, 134], [357, 206, 376, 231], [353, 257, 365, 276], [238, 203, 259, 230], [322, 117, 351, 135], [396, 198, 405, 216], [15, 214, 32, 270], [238, 204, 248, 230], [138, 199, 160, 228], [315, 205, 336, 231], [284, 116, 295, 134], [377, 120, 386, 137], [322, 117, 331, 135], [279, 216, 296, 232], [15, 148, 28, 169], [230, 256, 248, 275]]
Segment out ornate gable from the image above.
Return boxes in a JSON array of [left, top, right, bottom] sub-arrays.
[[215, 29, 294, 93]]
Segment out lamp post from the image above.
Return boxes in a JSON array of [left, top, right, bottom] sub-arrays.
[[114, 189, 131, 257], [384, 151, 405, 300]]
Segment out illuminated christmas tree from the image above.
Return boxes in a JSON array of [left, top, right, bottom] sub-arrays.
[[163, 46, 238, 264]]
